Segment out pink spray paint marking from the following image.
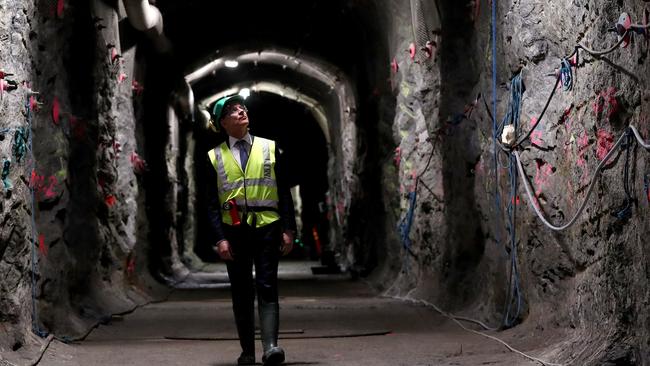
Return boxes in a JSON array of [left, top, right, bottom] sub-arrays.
[[110, 48, 121, 64], [390, 58, 399, 74], [408, 43, 416, 60], [56, 0, 64, 18], [534, 159, 554, 197], [394, 147, 401, 167], [51, 97, 60, 125], [29, 95, 41, 111], [408, 169, 417, 193], [30, 170, 58, 200], [130, 152, 147, 174], [592, 87, 619, 120], [596, 129, 614, 161], [131, 80, 144, 95]]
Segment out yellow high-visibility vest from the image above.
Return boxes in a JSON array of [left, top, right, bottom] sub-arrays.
[[208, 137, 280, 227]]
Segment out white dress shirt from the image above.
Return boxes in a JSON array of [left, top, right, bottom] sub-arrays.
[[228, 133, 253, 169]]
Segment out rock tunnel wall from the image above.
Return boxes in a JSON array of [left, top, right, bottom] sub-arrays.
[[0, 0, 162, 360], [372, 0, 650, 364]]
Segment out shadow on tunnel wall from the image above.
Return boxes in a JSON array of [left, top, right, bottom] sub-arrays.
[[437, 0, 485, 303], [139, 49, 176, 278]]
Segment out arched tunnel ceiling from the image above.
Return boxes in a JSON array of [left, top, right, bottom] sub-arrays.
[[187, 48, 355, 144], [156, 0, 385, 81], [199, 80, 330, 143]]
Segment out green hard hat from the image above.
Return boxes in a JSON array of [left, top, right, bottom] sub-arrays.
[[212, 94, 246, 122]]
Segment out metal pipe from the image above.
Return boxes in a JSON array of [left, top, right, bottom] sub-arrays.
[[123, 0, 162, 32]]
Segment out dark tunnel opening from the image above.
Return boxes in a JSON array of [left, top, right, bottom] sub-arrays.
[[193, 92, 330, 263]]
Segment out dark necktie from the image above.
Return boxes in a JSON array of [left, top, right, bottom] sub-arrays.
[[235, 140, 249, 170]]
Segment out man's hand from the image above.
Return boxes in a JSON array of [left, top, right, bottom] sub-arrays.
[[281, 231, 294, 256], [214, 240, 233, 261]]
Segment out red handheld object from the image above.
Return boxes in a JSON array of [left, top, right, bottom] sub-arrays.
[[227, 199, 241, 226]]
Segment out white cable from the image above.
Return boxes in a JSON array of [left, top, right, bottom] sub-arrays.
[[515, 126, 649, 231], [630, 125, 650, 149], [388, 296, 563, 366]]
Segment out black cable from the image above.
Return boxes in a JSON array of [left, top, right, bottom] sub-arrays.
[[512, 74, 561, 148]]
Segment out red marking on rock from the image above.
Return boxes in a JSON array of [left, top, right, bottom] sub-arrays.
[[390, 58, 399, 74], [511, 196, 520, 205], [408, 43, 416, 60], [38, 234, 48, 257], [534, 160, 554, 197], [394, 147, 401, 167], [127, 255, 136, 275], [52, 97, 60, 125], [593, 88, 619, 120], [131, 80, 144, 95], [29, 95, 40, 111], [105, 194, 116, 207], [113, 141, 122, 159], [117, 73, 127, 83], [130, 152, 147, 174], [596, 129, 614, 161], [111, 48, 120, 64], [57, 0, 64, 18], [30, 171, 58, 200]]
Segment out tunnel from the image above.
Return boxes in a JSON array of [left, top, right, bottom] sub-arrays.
[[1, 0, 650, 365]]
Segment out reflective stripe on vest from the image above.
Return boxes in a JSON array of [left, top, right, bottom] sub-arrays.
[[208, 137, 280, 227]]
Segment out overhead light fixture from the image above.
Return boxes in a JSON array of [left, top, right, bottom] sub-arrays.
[[224, 60, 239, 68], [239, 88, 251, 99]]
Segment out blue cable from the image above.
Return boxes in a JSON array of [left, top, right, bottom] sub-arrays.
[[398, 190, 417, 251], [1, 159, 12, 191], [501, 75, 524, 328], [560, 58, 573, 92]]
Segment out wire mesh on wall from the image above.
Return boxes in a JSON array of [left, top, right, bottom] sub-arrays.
[[410, 0, 441, 63]]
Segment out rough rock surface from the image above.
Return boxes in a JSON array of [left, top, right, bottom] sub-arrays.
[[0, 0, 163, 363], [374, 0, 650, 365], [1, 0, 649, 365]]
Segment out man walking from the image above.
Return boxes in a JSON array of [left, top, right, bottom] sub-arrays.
[[206, 94, 296, 365]]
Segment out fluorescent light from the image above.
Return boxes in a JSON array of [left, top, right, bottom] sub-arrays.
[[224, 60, 239, 68], [239, 88, 251, 99]]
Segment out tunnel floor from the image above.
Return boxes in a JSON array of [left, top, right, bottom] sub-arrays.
[[36, 262, 558, 365]]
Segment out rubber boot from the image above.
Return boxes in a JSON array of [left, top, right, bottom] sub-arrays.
[[258, 300, 284, 365], [233, 303, 255, 365]]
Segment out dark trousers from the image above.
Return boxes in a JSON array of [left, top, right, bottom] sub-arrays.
[[224, 222, 281, 353]]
